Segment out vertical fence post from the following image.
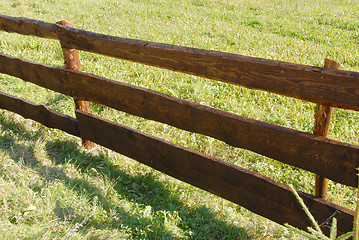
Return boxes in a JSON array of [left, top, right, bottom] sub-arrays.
[[313, 59, 341, 200], [56, 20, 95, 149]]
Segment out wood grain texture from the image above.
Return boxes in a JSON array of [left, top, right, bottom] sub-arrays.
[[75, 110, 354, 235], [0, 53, 70, 95], [0, 14, 57, 39], [0, 91, 79, 136], [1, 15, 359, 110], [54, 24, 359, 111], [0, 52, 358, 187]]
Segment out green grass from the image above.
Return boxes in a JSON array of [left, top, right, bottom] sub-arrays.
[[0, 0, 358, 239]]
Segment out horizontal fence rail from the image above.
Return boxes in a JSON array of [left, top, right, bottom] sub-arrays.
[[0, 15, 358, 235], [0, 14, 58, 39], [75, 110, 354, 235], [0, 91, 79, 136], [1, 52, 357, 187], [1, 14, 359, 111]]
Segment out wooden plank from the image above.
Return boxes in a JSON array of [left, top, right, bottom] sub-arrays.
[[57, 20, 95, 149], [314, 59, 341, 200], [75, 110, 354, 235], [0, 14, 58, 39], [54, 23, 359, 111], [1, 15, 359, 110], [0, 91, 79, 136], [0, 52, 358, 187], [0, 53, 71, 95]]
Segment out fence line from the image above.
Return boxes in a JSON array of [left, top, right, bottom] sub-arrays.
[[0, 15, 358, 234], [75, 109, 354, 233], [1, 52, 357, 187], [2, 14, 359, 110]]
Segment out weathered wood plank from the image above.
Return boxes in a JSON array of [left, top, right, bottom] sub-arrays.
[[0, 52, 358, 187], [1, 15, 359, 110], [75, 110, 354, 235], [0, 91, 79, 136], [0, 53, 70, 95], [0, 14, 57, 39], [54, 24, 359, 111]]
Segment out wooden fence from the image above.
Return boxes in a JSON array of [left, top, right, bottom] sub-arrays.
[[0, 14, 358, 235]]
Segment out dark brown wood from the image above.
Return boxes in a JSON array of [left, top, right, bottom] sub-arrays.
[[1, 14, 358, 233], [0, 14, 58, 39], [0, 91, 79, 136], [1, 15, 359, 111], [0, 53, 70, 95], [53, 23, 359, 111], [314, 59, 341, 200], [56, 20, 94, 149], [75, 110, 354, 235], [1, 52, 358, 187]]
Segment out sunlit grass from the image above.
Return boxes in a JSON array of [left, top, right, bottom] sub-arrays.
[[0, 0, 358, 239]]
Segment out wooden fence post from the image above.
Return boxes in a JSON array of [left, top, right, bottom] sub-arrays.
[[56, 20, 95, 149], [314, 59, 341, 200]]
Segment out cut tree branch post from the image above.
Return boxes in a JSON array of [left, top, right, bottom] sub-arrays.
[[56, 20, 95, 149], [314, 59, 341, 199]]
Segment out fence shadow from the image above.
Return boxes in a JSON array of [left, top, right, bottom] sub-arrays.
[[0, 115, 248, 239], [45, 139, 249, 239]]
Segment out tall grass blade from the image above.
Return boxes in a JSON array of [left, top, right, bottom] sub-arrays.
[[289, 184, 323, 234], [284, 224, 319, 240], [335, 231, 353, 240], [330, 217, 337, 239]]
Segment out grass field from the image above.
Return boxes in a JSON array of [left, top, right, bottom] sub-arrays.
[[0, 0, 358, 239]]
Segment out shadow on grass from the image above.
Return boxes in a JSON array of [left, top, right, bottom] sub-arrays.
[[0, 115, 249, 239]]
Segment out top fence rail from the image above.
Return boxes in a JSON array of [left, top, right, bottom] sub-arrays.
[[1, 14, 359, 111]]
